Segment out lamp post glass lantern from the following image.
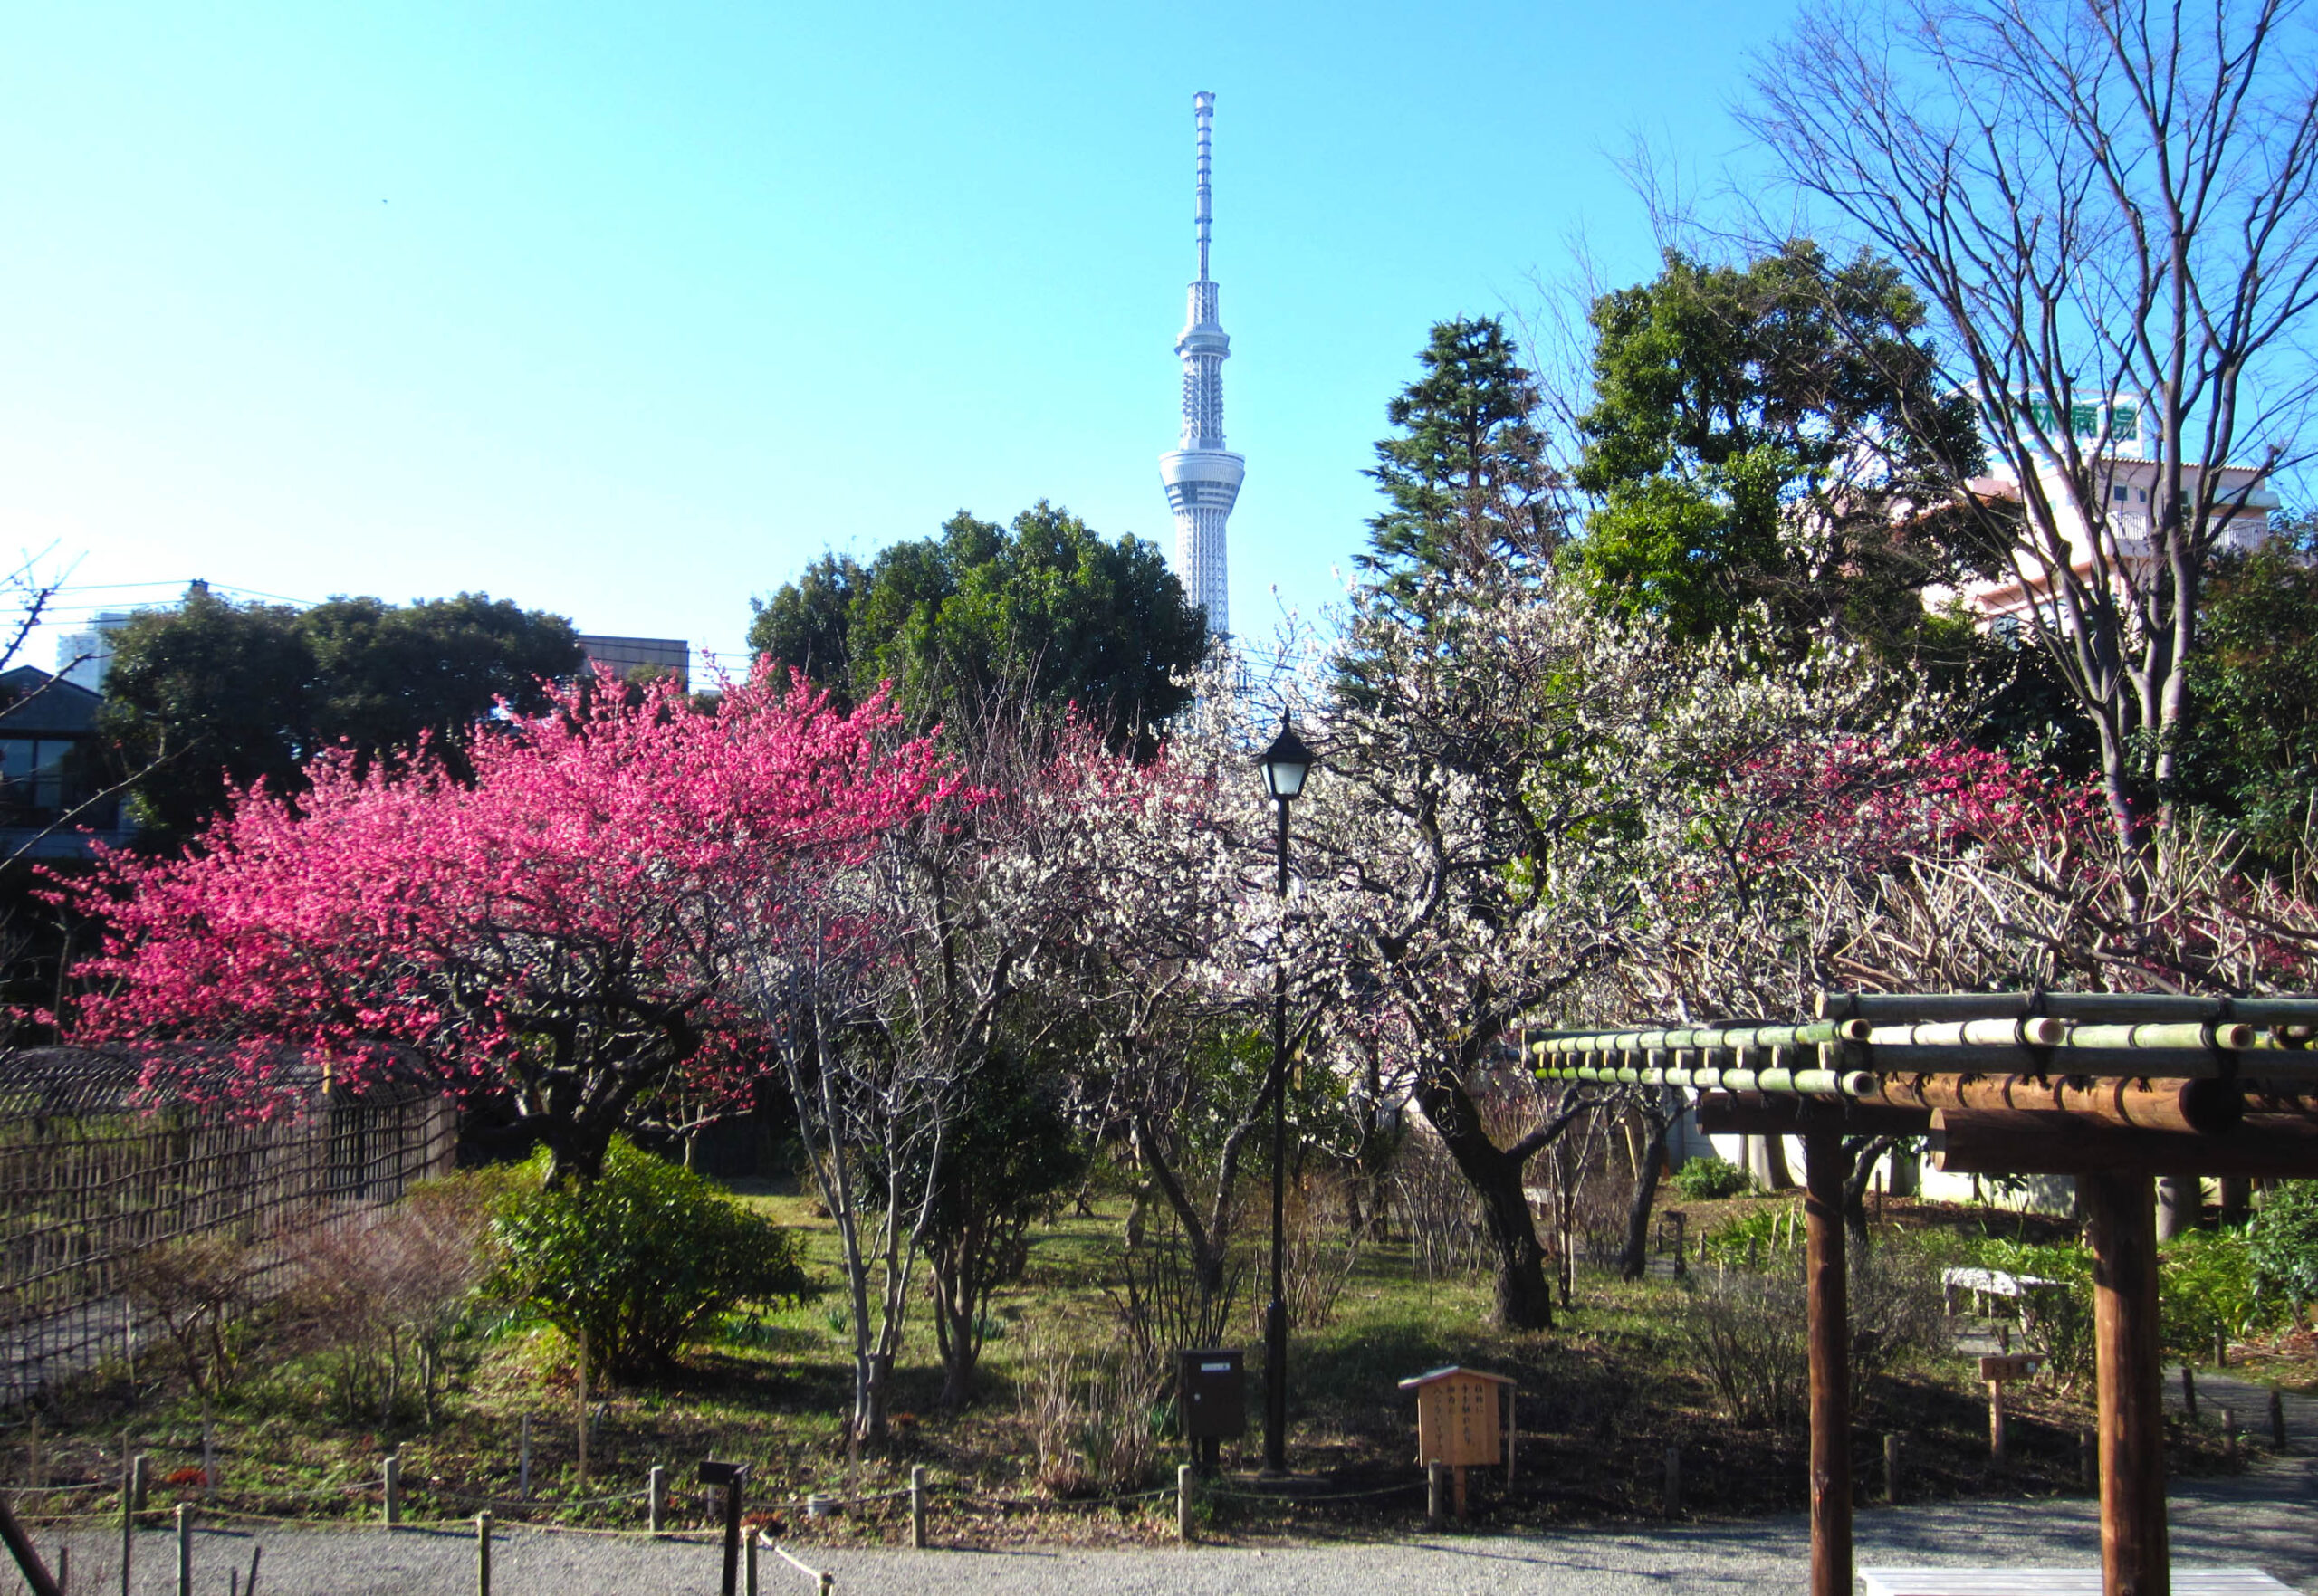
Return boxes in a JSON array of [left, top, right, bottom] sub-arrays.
[[1255, 711, 1314, 1476], [1259, 718, 1315, 803]]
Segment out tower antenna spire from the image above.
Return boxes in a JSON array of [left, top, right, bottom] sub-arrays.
[[1194, 90, 1214, 282]]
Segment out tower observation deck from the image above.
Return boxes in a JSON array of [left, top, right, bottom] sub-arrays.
[[1159, 90, 1242, 639]]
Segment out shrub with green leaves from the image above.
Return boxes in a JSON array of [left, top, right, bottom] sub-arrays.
[[489, 1139, 811, 1377], [2160, 1229, 2262, 1359], [2251, 1180, 2318, 1320], [1671, 1154, 1756, 1201], [1964, 1238, 2095, 1390], [1702, 1202, 1800, 1266]]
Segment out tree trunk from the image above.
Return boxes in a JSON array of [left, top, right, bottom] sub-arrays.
[[929, 1260, 978, 1409], [1418, 1081, 1555, 1330], [1841, 1136, 1900, 1250], [1483, 1181, 1557, 1329], [1616, 1115, 1672, 1281], [2156, 1175, 2196, 1240], [1762, 1132, 1795, 1191]]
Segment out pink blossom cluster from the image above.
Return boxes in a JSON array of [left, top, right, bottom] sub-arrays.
[[59, 667, 952, 1123], [1718, 737, 2100, 876]]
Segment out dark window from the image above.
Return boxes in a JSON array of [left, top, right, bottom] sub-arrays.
[[0, 736, 117, 827]]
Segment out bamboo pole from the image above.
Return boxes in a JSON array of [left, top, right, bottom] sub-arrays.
[[1933, 1110, 2318, 1177], [2083, 1170, 2169, 1596], [1855, 1075, 2240, 1136], [1859, 1042, 2308, 1080], [1531, 1020, 1868, 1056], [1694, 1093, 1933, 1138], [1802, 1131, 1852, 1596], [1865, 1018, 2073, 1048], [1543, 1063, 1852, 1096], [1820, 990, 2318, 1027]]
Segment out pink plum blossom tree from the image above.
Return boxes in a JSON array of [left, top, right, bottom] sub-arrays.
[[60, 667, 949, 1183]]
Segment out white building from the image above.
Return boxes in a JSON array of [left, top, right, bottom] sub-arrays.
[[54, 611, 139, 692], [1157, 91, 1243, 640], [1945, 396, 2280, 626]]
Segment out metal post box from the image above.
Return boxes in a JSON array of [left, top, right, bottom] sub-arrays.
[[1179, 1348, 1247, 1439]]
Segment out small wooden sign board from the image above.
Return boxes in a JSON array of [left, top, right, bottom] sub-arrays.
[[1977, 1353, 2039, 1461], [1398, 1365, 1517, 1521]]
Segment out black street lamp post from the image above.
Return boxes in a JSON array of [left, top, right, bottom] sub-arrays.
[[1256, 712, 1315, 1477]]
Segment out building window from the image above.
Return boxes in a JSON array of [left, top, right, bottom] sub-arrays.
[[0, 736, 115, 827]]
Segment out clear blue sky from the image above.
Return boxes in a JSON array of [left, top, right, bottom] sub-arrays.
[[1, 0, 1781, 673]]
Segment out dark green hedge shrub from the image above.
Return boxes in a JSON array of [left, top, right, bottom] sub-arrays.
[[1671, 1154, 1755, 1201], [490, 1139, 810, 1377], [2251, 1180, 2318, 1317]]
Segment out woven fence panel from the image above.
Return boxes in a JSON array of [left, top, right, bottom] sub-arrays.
[[0, 1048, 456, 1406]]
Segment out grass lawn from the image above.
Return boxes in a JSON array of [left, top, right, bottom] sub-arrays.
[[8, 1186, 2244, 1548]]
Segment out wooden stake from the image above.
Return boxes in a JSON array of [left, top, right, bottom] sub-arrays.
[[120, 1457, 136, 1596], [2084, 1170, 2170, 1596], [576, 1331, 589, 1489], [2182, 1364, 2198, 1423], [174, 1504, 190, 1596], [714, 1473, 742, 1593], [1988, 1380, 2007, 1461], [1803, 1131, 1853, 1596], [1176, 1464, 1194, 1543], [383, 1455, 401, 1526], [909, 1465, 926, 1550], [648, 1464, 666, 1534], [474, 1513, 491, 1596], [1426, 1461, 1446, 1529]]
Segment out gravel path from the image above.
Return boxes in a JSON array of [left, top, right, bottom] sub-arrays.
[[21, 1373, 2315, 1595]]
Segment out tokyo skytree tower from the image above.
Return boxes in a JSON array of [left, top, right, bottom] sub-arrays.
[[1158, 91, 1242, 639]]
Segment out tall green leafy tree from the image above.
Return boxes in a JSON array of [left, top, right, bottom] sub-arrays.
[[98, 592, 317, 843], [2173, 515, 2318, 869], [1359, 316, 1563, 606], [1571, 241, 1988, 647], [747, 502, 1206, 751], [301, 594, 587, 776], [744, 552, 866, 703], [100, 588, 583, 846]]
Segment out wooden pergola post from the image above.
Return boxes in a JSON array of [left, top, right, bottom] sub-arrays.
[[1802, 1129, 1852, 1596], [2083, 1170, 2170, 1596]]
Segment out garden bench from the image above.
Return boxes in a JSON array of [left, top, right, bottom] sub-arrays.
[[1860, 1569, 2294, 1594], [1940, 1265, 2062, 1310]]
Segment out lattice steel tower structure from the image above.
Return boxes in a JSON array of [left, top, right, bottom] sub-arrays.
[[1159, 90, 1242, 639]]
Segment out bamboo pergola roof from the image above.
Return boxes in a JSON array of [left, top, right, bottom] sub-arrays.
[[1533, 991, 2318, 1107], [1525, 989, 2318, 1596]]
